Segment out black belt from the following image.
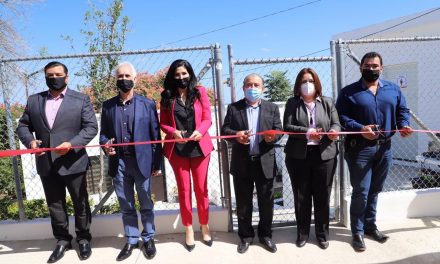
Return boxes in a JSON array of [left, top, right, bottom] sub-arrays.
[[249, 155, 260, 162], [306, 145, 320, 151], [365, 137, 391, 146], [347, 137, 391, 148]]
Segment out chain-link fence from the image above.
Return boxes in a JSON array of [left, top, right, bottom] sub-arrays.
[[335, 37, 440, 196], [226, 46, 337, 227], [0, 45, 228, 221], [2, 37, 440, 229]]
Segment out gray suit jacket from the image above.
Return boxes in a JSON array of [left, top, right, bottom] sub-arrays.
[[283, 96, 340, 160], [16, 88, 98, 176], [221, 99, 282, 179]]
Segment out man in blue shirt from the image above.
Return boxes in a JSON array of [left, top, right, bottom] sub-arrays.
[[100, 62, 162, 261], [336, 52, 412, 252]]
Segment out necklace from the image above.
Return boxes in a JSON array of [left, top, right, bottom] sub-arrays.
[[179, 94, 186, 104]]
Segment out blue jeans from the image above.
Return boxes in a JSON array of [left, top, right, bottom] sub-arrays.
[[345, 142, 392, 235], [113, 156, 155, 244]]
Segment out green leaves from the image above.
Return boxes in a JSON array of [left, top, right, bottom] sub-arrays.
[[77, 0, 130, 111], [264, 70, 292, 102]]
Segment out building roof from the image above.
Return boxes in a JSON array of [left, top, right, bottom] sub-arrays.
[[333, 8, 440, 40]]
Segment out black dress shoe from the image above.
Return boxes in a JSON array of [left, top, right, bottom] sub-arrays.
[[78, 241, 92, 260], [200, 225, 213, 247], [184, 242, 195, 252], [47, 243, 72, 263], [259, 237, 277, 253], [296, 239, 306, 248], [202, 239, 213, 247], [237, 240, 252, 254], [365, 229, 389, 243], [116, 243, 138, 261], [352, 234, 366, 252], [317, 240, 329, 250], [142, 239, 156, 259]]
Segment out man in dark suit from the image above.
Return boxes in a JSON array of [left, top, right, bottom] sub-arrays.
[[99, 62, 162, 261], [222, 73, 282, 254], [16, 61, 98, 263]]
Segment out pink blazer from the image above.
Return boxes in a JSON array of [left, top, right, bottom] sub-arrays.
[[160, 86, 214, 160]]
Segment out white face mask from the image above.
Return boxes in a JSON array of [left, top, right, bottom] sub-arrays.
[[300, 82, 315, 97]]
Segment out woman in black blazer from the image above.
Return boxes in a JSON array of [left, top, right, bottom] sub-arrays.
[[283, 68, 340, 249]]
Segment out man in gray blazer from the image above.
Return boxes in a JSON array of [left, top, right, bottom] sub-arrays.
[[222, 74, 282, 254], [16, 61, 98, 263]]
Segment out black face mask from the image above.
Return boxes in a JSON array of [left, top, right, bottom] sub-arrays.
[[362, 69, 380, 83], [116, 79, 134, 93], [173, 77, 190, 89], [45, 77, 67, 91]]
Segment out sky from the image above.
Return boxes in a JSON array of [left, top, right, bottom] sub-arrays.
[[15, 0, 440, 59]]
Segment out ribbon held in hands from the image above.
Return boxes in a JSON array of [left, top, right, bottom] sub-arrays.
[[0, 129, 436, 158]]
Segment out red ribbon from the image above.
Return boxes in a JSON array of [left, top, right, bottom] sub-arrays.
[[1, 129, 437, 158], [0, 135, 238, 158]]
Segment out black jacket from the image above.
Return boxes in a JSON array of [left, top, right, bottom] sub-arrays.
[[222, 99, 282, 179], [283, 96, 340, 160]]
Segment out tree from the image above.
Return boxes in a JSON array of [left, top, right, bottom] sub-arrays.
[[83, 67, 216, 110], [83, 68, 166, 110], [0, 103, 25, 202], [76, 0, 129, 111], [0, 0, 40, 58], [264, 70, 292, 102], [135, 69, 168, 106], [66, 0, 130, 199]]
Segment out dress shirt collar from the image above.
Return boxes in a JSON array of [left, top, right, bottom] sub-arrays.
[[300, 96, 321, 103], [47, 87, 67, 99], [245, 100, 261, 109], [360, 78, 384, 90], [118, 93, 135, 106]]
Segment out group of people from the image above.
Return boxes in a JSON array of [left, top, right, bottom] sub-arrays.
[[15, 51, 411, 263]]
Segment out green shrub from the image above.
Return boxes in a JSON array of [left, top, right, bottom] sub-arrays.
[[6, 199, 49, 219], [2, 197, 96, 220], [274, 191, 283, 199], [0, 104, 26, 201], [0, 192, 156, 220], [99, 201, 121, 214], [98, 193, 155, 215], [0, 198, 14, 219]]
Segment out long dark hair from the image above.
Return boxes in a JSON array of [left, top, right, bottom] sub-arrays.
[[161, 59, 199, 109]]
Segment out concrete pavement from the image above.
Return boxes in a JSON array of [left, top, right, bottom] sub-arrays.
[[1, 217, 439, 264]]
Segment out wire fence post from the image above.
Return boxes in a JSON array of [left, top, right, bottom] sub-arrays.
[[227, 45, 236, 103], [330, 40, 341, 223], [335, 39, 348, 226], [0, 61, 26, 221], [214, 43, 233, 232]]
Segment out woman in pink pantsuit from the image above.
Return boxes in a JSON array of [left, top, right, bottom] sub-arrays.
[[160, 59, 214, 252]]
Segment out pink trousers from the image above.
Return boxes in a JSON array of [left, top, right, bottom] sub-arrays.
[[169, 152, 211, 226]]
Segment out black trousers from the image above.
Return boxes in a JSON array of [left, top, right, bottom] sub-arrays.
[[233, 157, 274, 241], [40, 171, 92, 243], [285, 146, 336, 242]]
